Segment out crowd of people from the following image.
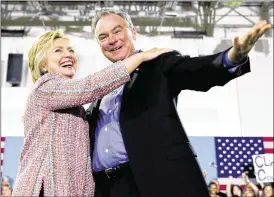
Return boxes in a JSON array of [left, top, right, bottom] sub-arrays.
[[2, 172, 273, 197], [207, 173, 274, 197]]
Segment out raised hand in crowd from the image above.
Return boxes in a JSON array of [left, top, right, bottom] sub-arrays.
[[241, 172, 259, 197]]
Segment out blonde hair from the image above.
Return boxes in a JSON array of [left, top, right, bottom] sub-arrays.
[[28, 29, 66, 83]]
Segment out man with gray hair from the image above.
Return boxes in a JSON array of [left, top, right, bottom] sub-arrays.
[[86, 9, 271, 197], [2, 176, 11, 188]]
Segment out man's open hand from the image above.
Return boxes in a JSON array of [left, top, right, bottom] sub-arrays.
[[228, 20, 272, 62]]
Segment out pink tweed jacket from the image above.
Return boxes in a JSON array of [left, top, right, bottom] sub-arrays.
[[12, 62, 130, 196]]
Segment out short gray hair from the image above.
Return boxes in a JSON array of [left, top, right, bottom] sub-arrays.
[[92, 9, 134, 35], [2, 176, 10, 182]]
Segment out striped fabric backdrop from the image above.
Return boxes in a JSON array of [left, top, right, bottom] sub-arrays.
[[1, 137, 5, 174], [262, 137, 274, 153]]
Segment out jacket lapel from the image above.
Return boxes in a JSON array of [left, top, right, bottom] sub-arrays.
[[123, 68, 139, 94], [124, 50, 142, 94], [86, 99, 101, 116], [86, 99, 101, 155]]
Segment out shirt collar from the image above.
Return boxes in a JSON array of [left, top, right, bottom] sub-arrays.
[[131, 49, 141, 56]]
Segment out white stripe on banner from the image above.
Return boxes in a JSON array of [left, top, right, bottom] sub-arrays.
[[263, 142, 274, 149], [1, 142, 4, 148], [217, 178, 257, 185]]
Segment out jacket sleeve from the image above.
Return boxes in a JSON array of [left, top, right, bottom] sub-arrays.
[[159, 48, 251, 95], [33, 61, 130, 110]]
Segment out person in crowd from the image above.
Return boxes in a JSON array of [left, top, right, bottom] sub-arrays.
[[211, 178, 227, 197], [260, 183, 274, 197], [203, 171, 226, 197], [242, 172, 259, 197], [2, 184, 12, 197], [228, 184, 244, 197], [11, 29, 172, 196], [86, 9, 271, 197], [1, 177, 11, 187], [244, 190, 257, 197], [226, 176, 241, 197], [209, 182, 226, 197]]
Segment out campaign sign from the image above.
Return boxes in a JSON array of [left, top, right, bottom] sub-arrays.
[[252, 154, 273, 183]]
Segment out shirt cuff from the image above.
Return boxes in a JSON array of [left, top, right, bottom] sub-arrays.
[[223, 50, 248, 67], [223, 50, 249, 73]]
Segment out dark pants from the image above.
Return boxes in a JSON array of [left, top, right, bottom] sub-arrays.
[[94, 165, 140, 197]]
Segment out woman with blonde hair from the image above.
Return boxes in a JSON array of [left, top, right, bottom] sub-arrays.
[[12, 29, 172, 196]]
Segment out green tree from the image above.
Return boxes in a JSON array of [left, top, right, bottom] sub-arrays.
[[224, 0, 243, 8]]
